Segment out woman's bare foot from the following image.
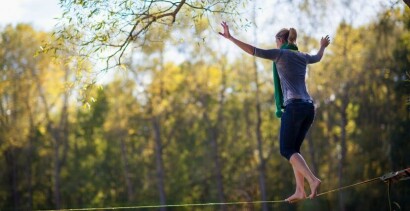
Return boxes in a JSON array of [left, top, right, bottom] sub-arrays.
[[308, 178, 321, 199], [285, 190, 306, 203]]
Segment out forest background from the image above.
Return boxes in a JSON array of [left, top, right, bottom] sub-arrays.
[[0, 0, 409, 211]]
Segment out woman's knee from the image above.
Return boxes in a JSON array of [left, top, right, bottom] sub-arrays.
[[280, 148, 293, 160]]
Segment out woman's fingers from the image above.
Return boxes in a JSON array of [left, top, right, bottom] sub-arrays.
[[322, 35, 330, 42], [320, 35, 330, 47], [219, 22, 230, 39], [221, 23, 227, 31]]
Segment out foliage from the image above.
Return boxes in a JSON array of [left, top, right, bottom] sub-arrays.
[[55, 0, 250, 70]]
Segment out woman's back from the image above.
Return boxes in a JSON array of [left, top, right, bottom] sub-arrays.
[[254, 49, 320, 104]]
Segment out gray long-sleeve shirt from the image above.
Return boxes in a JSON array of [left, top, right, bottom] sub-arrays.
[[253, 48, 321, 105]]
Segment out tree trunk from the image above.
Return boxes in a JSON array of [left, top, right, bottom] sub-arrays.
[[203, 111, 226, 211], [73, 135, 83, 206], [5, 148, 19, 211], [253, 41, 268, 211], [26, 134, 34, 211], [216, 63, 229, 210], [120, 137, 134, 202], [337, 26, 350, 211], [252, 1, 268, 209], [51, 69, 70, 209], [7, 81, 20, 211], [338, 102, 348, 211], [201, 82, 226, 210], [52, 129, 61, 209], [210, 127, 226, 210], [256, 121, 268, 211], [150, 48, 168, 210], [152, 117, 167, 211], [25, 97, 35, 211]]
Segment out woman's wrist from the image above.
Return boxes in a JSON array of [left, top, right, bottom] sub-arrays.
[[320, 45, 326, 51]]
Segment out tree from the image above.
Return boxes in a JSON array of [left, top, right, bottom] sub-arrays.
[[0, 24, 38, 210], [0, 24, 80, 210], [55, 0, 249, 70]]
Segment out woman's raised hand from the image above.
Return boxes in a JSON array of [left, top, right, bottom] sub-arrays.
[[219, 21, 231, 39], [321, 35, 330, 48]]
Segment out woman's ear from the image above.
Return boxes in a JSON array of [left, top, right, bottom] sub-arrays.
[[280, 38, 286, 44]]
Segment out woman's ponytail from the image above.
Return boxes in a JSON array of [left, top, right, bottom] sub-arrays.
[[288, 28, 297, 44]]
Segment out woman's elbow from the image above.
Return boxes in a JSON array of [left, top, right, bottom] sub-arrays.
[[313, 55, 323, 63]]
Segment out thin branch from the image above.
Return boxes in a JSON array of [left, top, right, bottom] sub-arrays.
[[60, 0, 243, 71], [107, 0, 187, 68], [403, 0, 410, 8]]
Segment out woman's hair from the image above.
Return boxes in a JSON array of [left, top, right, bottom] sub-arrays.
[[276, 28, 297, 44]]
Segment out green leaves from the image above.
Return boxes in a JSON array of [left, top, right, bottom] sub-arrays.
[[54, 0, 249, 71]]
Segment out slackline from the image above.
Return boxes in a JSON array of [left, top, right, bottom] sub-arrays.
[[38, 168, 409, 211]]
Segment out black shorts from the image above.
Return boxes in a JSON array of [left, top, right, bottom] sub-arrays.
[[279, 99, 315, 160]]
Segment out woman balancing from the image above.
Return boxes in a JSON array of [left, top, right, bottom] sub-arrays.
[[219, 22, 330, 203]]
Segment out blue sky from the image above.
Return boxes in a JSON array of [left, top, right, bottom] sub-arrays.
[[0, 0, 61, 31]]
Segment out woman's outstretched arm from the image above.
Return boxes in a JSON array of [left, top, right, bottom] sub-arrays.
[[219, 21, 255, 55], [219, 22, 281, 60]]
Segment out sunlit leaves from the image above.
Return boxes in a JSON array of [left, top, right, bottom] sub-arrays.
[[56, 0, 250, 70]]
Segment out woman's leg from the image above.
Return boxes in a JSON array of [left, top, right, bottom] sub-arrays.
[[280, 103, 305, 202], [285, 165, 307, 202], [280, 102, 319, 201], [289, 153, 321, 199]]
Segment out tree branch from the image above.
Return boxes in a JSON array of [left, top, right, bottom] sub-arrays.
[[106, 0, 187, 68], [404, 0, 410, 8], [58, 0, 244, 71]]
